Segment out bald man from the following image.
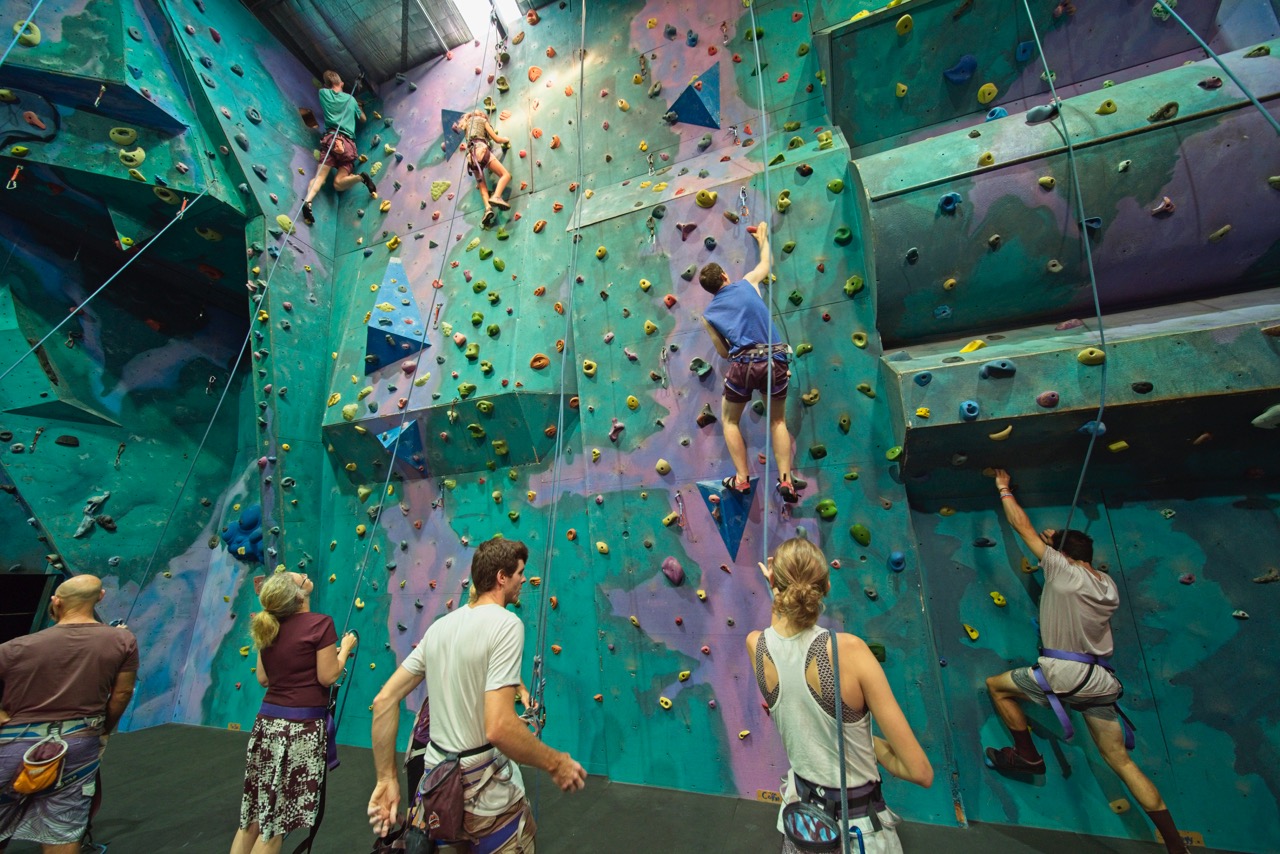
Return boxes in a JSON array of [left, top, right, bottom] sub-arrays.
[[0, 575, 138, 854]]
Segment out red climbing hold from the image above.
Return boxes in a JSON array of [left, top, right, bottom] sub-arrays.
[[209, 27, 222, 43], [792, 11, 804, 21], [777, 73, 789, 83]]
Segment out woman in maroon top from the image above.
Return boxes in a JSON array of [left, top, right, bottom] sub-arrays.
[[230, 572, 356, 854]]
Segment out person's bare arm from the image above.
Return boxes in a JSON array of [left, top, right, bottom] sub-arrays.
[[256, 651, 268, 688], [368, 667, 424, 836], [485, 121, 509, 146], [104, 670, 136, 734], [994, 469, 1047, 560], [701, 317, 730, 358], [317, 631, 358, 687], [744, 222, 771, 291], [485, 685, 586, 791], [844, 634, 932, 787]]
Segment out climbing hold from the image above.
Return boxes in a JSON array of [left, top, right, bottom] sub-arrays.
[[1244, 45, 1272, 58], [109, 128, 137, 146], [1077, 348, 1106, 365], [833, 226, 853, 246], [1198, 76, 1223, 90], [943, 55, 977, 84], [1148, 101, 1179, 122], [596, 541, 610, 555], [990, 592, 1007, 607], [1079, 420, 1107, 437], [988, 425, 1013, 441], [913, 372, 932, 387], [655, 459, 672, 475], [888, 552, 906, 573], [1036, 391, 1060, 408], [644, 320, 659, 335], [1096, 99, 1117, 115], [852, 332, 868, 348], [595, 246, 607, 260], [1038, 176, 1056, 191], [776, 190, 792, 212], [827, 179, 844, 194], [801, 389, 820, 406], [1251, 404, 1280, 429], [662, 557, 685, 586], [704, 237, 717, 251], [977, 151, 995, 167], [1047, 259, 1063, 274], [849, 524, 871, 547], [895, 14, 913, 35], [885, 446, 903, 461], [1208, 224, 1232, 243], [938, 192, 962, 214], [979, 360, 1016, 379], [1232, 610, 1249, 620], [1150, 196, 1176, 216], [816, 499, 837, 520], [1108, 440, 1130, 453], [12, 19, 40, 46], [963, 624, 979, 641], [843, 275, 864, 297], [659, 696, 673, 710], [977, 83, 998, 104], [959, 401, 980, 421], [857, 383, 875, 398]]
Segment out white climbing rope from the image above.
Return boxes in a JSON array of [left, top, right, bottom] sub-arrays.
[[0, 188, 211, 388], [1018, 2, 1108, 539], [0, 0, 47, 71], [1154, 0, 1280, 137]]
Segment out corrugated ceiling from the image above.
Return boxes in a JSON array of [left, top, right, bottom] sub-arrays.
[[241, 0, 475, 86]]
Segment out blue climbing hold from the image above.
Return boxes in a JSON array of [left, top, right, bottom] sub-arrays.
[[1080, 216, 1103, 233], [934, 305, 953, 320], [985, 107, 1009, 121], [1026, 101, 1060, 125], [979, 359, 1016, 379], [959, 400, 980, 421], [686, 29, 698, 47], [888, 551, 907, 573], [938, 192, 962, 214], [942, 54, 977, 84], [1079, 420, 1107, 436], [1016, 40, 1036, 62], [914, 372, 933, 387], [221, 504, 264, 563]]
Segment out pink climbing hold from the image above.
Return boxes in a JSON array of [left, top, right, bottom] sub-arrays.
[[209, 27, 222, 43], [677, 222, 697, 241], [1055, 318, 1085, 330], [401, 359, 416, 373], [257, 456, 269, 470], [1179, 573, 1195, 585], [663, 294, 678, 308], [609, 418, 625, 442], [1036, 391, 1060, 408], [662, 557, 685, 586], [22, 111, 45, 130], [1150, 196, 1175, 216]]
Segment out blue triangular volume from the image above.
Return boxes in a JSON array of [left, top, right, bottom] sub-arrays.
[[364, 258, 427, 374], [668, 63, 721, 130], [378, 422, 428, 477], [441, 109, 467, 161], [696, 477, 757, 561]]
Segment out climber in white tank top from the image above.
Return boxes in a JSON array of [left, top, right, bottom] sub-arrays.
[[747, 537, 933, 854]]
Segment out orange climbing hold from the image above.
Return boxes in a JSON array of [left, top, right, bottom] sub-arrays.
[[530, 353, 550, 369], [528, 66, 542, 82], [550, 135, 562, 149], [533, 220, 547, 233]]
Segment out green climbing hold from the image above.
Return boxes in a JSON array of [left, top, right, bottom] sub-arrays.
[[816, 499, 837, 520], [431, 180, 450, 201], [810, 444, 827, 460], [467, 423, 486, 439], [795, 343, 813, 356], [834, 226, 853, 246], [816, 131, 833, 150], [681, 265, 696, 281], [843, 275, 864, 296], [797, 43, 810, 57], [487, 324, 500, 337], [782, 240, 796, 254], [341, 403, 358, 421], [471, 311, 484, 326], [507, 510, 520, 521], [464, 343, 480, 360], [838, 415, 851, 434], [782, 121, 801, 132], [493, 258, 505, 272], [472, 280, 488, 293], [787, 136, 804, 150], [885, 446, 903, 461], [478, 247, 493, 260], [776, 190, 792, 212], [458, 383, 477, 398], [492, 439, 509, 455], [827, 179, 844, 194], [769, 152, 786, 166], [850, 524, 871, 547], [856, 383, 875, 398], [477, 400, 495, 414], [744, 26, 764, 41], [788, 290, 804, 306]]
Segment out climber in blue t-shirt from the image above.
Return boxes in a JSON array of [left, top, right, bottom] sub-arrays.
[[699, 222, 800, 503]]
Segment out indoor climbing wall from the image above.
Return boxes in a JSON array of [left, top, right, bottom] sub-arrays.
[[1, 0, 1278, 852]]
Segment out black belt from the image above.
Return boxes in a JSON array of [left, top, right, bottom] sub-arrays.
[[794, 774, 885, 830], [428, 738, 492, 759]]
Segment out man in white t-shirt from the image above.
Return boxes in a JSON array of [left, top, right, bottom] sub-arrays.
[[982, 469, 1189, 854], [367, 538, 586, 851]]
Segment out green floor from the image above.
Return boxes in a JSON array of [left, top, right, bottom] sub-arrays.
[[5, 725, 1239, 853]]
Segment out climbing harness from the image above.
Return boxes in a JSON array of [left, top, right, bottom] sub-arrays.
[[1031, 649, 1136, 750]]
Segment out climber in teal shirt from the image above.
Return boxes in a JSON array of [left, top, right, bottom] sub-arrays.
[[302, 70, 378, 226]]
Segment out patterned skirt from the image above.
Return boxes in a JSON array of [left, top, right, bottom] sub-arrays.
[[238, 714, 327, 839]]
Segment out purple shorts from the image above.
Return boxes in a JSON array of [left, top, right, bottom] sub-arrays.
[[723, 356, 789, 404]]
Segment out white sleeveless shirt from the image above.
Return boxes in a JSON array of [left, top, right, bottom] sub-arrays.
[[758, 624, 879, 789]]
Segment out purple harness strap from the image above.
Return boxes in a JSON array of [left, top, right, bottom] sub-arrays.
[[1034, 649, 1135, 750], [259, 703, 340, 770]]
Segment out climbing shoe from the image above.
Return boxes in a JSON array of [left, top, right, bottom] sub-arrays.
[[721, 475, 751, 495], [984, 746, 1045, 774], [301, 201, 315, 226], [489, 195, 510, 210], [482, 209, 497, 228], [777, 478, 799, 504], [360, 172, 378, 198]]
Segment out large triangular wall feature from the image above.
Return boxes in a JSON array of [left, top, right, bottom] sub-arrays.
[[440, 109, 467, 161], [695, 476, 757, 561], [668, 62, 721, 130], [364, 258, 427, 374]]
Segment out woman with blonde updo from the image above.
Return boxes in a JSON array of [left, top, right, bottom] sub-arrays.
[[747, 538, 933, 853], [231, 572, 357, 854]]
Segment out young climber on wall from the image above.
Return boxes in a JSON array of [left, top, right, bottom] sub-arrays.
[[699, 222, 802, 503], [454, 108, 512, 227], [983, 469, 1189, 854], [301, 70, 377, 226]]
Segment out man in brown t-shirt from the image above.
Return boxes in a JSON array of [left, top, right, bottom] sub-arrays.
[[0, 574, 138, 853]]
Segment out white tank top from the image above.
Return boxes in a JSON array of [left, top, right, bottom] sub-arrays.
[[758, 624, 879, 789]]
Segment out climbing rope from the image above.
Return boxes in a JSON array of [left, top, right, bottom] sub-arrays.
[[0, 189, 211, 388], [1019, 2, 1107, 537], [744, 0, 777, 563], [1154, 0, 1280, 137], [529, 0, 589, 739], [0, 0, 47, 71]]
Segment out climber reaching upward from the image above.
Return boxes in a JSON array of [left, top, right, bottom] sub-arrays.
[[301, 70, 377, 226], [699, 222, 801, 503], [454, 108, 511, 227]]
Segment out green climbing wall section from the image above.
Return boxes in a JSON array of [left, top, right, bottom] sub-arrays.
[[1, 0, 1279, 852]]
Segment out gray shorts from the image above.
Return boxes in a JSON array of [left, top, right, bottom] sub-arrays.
[[1011, 666, 1120, 723]]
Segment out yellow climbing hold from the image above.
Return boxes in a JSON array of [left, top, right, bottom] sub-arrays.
[[639, 278, 652, 292], [1108, 440, 1130, 453], [895, 14, 913, 35], [851, 10, 870, 20], [696, 589, 707, 601], [595, 245, 607, 259], [739, 730, 751, 740], [988, 425, 1013, 441], [630, 615, 640, 626], [655, 458, 672, 475], [355, 597, 365, 610], [1096, 99, 1117, 115], [977, 83, 998, 104], [959, 340, 987, 353], [1208, 224, 1232, 243], [1038, 176, 1056, 190], [1077, 347, 1106, 365], [639, 140, 648, 152], [679, 670, 691, 682], [239, 645, 251, 657], [626, 395, 639, 410], [13, 20, 40, 47], [355, 524, 367, 536], [915, 407, 931, 419], [659, 696, 673, 709], [978, 151, 995, 167], [596, 541, 609, 554], [582, 359, 597, 377], [963, 624, 980, 641], [990, 591, 1007, 607], [341, 403, 358, 421], [118, 147, 146, 166], [386, 235, 401, 250], [379, 199, 391, 212], [644, 320, 659, 335], [696, 190, 718, 208], [942, 278, 957, 291], [896, 83, 908, 98]]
